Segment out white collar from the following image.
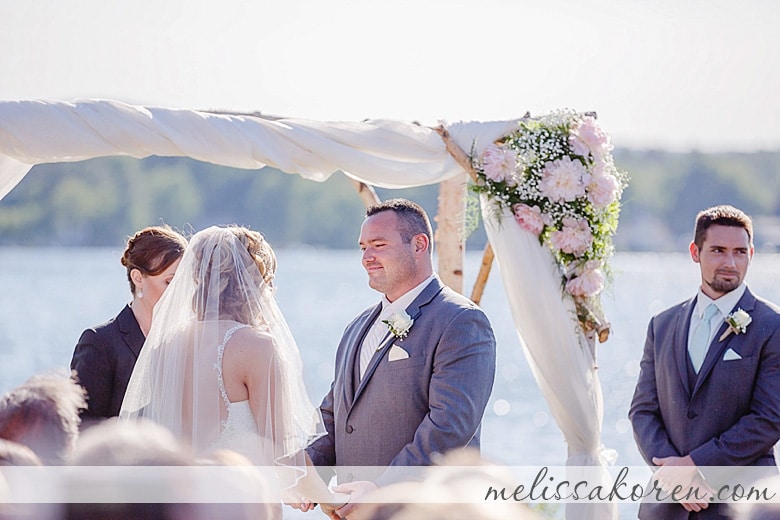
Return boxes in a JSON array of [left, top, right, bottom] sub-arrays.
[[695, 283, 747, 319], [381, 274, 437, 316]]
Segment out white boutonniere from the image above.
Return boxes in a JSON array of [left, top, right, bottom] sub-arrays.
[[719, 308, 752, 341], [382, 310, 414, 342]]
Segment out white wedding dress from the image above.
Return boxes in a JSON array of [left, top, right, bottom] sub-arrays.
[[120, 226, 324, 479], [213, 323, 259, 450]]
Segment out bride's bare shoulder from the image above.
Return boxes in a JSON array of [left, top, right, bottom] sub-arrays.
[[226, 325, 274, 356]]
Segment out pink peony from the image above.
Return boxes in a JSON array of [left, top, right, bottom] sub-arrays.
[[569, 116, 613, 158], [587, 169, 620, 208], [565, 267, 605, 297], [480, 144, 517, 183], [539, 157, 588, 202], [549, 217, 593, 256], [513, 203, 545, 236]]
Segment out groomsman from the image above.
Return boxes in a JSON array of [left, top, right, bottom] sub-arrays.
[[630, 205, 780, 519], [303, 198, 496, 518]]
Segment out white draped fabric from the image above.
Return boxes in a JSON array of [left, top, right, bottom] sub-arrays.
[[0, 99, 518, 199], [0, 99, 615, 518], [483, 202, 617, 519]]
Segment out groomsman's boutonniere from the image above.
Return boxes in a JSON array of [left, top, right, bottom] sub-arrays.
[[720, 308, 752, 341], [382, 310, 414, 343]]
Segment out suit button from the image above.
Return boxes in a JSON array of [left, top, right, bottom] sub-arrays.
[[688, 412, 697, 419], [346, 425, 354, 434]]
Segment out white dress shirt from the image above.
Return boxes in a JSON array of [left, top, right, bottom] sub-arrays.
[[358, 274, 436, 378]]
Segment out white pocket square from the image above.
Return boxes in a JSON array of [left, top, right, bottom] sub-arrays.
[[723, 348, 742, 361], [388, 344, 410, 361]]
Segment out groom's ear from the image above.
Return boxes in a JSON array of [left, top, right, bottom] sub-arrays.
[[689, 241, 700, 263], [413, 234, 429, 254]]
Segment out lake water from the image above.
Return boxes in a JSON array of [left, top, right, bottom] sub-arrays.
[[2, 248, 780, 517]]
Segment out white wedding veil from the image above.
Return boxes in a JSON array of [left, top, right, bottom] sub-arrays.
[[120, 225, 324, 476]]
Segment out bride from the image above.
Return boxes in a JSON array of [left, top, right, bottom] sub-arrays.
[[119, 225, 327, 495]]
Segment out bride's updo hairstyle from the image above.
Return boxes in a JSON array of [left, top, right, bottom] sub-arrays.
[[235, 227, 277, 289], [192, 225, 277, 325]]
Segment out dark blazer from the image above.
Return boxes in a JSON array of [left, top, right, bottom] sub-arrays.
[[629, 287, 780, 519], [307, 277, 496, 485], [71, 304, 145, 421]]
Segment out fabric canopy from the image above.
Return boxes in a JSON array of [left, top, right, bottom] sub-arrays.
[[0, 98, 616, 519], [0, 99, 520, 199]]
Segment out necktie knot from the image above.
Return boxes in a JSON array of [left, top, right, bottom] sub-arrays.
[[703, 303, 718, 321]]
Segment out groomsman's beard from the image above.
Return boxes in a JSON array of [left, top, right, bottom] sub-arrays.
[[707, 273, 742, 295]]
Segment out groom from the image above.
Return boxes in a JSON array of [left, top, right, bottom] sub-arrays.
[[629, 205, 780, 519], [304, 198, 496, 517]]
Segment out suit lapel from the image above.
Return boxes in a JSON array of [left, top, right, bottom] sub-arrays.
[[675, 298, 696, 397], [403, 277, 443, 325], [119, 304, 145, 359], [350, 278, 444, 405], [693, 289, 758, 396], [344, 303, 382, 409]]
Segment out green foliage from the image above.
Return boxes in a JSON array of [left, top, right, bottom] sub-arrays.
[[0, 150, 778, 250], [529, 502, 563, 519], [613, 149, 780, 251]]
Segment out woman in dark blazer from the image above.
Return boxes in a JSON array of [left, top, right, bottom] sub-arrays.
[[71, 225, 187, 424]]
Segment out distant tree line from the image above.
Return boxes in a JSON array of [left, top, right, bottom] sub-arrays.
[[0, 149, 778, 251]]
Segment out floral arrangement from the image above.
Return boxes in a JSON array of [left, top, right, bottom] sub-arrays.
[[471, 110, 628, 342], [720, 308, 752, 341], [383, 310, 414, 342]]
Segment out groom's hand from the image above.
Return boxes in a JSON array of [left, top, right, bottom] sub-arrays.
[[283, 498, 339, 519], [332, 480, 378, 519]]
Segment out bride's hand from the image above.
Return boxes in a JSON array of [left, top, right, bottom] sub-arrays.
[[281, 489, 317, 512]]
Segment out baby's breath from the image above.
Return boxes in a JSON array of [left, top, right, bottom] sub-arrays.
[[471, 110, 629, 341]]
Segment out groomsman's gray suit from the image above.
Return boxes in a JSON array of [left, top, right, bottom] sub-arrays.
[[306, 277, 496, 484], [630, 287, 780, 519]]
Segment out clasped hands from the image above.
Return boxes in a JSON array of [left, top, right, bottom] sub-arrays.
[[652, 455, 715, 513], [287, 480, 378, 520]]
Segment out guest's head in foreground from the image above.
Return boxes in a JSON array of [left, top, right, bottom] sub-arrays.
[[65, 419, 198, 520], [352, 449, 542, 520], [0, 438, 42, 466], [0, 371, 86, 464]]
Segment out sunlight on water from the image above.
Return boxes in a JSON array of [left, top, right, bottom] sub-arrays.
[[1, 248, 779, 519]]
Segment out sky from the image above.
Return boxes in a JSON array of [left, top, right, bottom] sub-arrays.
[[1, 0, 778, 152]]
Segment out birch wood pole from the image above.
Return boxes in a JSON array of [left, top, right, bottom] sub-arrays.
[[348, 178, 382, 207], [435, 174, 467, 294], [433, 125, 494, 305]]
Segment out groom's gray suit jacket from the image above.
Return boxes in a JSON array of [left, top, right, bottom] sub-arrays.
[[630, 287, 780, 519], [307, 277, 496, 484]]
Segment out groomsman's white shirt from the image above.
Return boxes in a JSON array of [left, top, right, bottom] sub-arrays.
[[688, 283, 746, 352]]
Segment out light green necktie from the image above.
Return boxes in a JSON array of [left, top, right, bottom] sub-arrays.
[[689, 303, 718, 373]]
